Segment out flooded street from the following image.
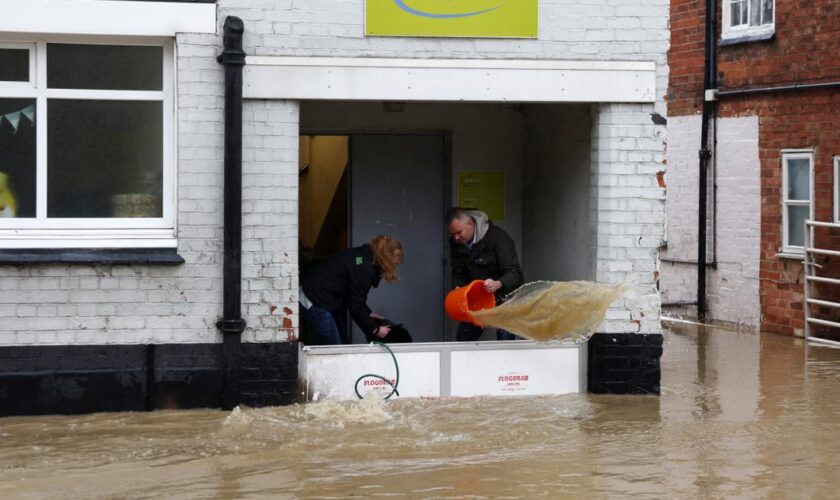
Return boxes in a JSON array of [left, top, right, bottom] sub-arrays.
[[2, 322, 840, 499]]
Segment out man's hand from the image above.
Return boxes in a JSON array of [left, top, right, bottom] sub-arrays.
[[483, 279, 502, 293], [375, 326, 391, 338], [370, 312, 386, 320]]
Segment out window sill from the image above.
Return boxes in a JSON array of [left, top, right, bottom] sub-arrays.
[[720, 30, 775, 47], [776, 252, 804, 261], [0, 248, 185, 265]]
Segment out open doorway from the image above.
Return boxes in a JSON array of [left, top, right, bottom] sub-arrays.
[[299, 101, 596, 343], [299, 133, 448, 343]]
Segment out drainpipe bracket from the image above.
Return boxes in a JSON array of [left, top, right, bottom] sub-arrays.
[[217, 51, 246, 66], [216, 318, 247, 335], [704, 89, 718, 102], [698, 148, 712, 160]]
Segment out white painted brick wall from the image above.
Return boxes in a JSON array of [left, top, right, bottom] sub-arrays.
[[660, 115, 761, 327], [240, 99, 300, 343], [0, 31, 228, 347], [592, 104, 666, 334], [1, 0, 667, 345]]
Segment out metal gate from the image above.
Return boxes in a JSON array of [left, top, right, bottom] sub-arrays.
[[804, 220, 840, 346]]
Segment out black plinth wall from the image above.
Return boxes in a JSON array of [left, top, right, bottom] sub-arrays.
[[588, 333, 664, 394], [0, 343, 298, 417]]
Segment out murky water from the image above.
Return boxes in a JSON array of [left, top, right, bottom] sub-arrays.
[[472, 281, 628, 342], [2, 322, 840, 499]]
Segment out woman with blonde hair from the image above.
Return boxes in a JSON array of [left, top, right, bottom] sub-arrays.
[[299, 235, 405, 345]]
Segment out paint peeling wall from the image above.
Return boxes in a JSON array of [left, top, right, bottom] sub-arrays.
[[660, 115, 761, 328]]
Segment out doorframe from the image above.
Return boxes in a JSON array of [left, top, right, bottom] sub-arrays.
[[298, 129, 453, 343]]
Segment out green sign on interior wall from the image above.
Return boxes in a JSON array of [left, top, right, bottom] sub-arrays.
[[458, 171, 506, 221], [366, 0, 538, 38]]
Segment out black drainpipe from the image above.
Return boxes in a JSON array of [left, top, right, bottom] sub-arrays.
[[697, 0, 717, 320], [216, 16, 247, 411]]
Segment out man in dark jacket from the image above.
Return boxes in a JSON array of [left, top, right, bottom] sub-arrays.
[[447, 207, 524, 341]]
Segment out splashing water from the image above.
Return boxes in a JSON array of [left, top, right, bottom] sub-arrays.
[[299, 396, 393, 428], [470, 281, 629, 342], [223, 397, 393, 433]]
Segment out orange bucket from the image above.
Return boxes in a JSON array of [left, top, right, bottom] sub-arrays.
[[445, 280, 496, 324]]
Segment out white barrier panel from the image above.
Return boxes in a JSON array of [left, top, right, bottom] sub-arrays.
[[298, 340, 586, 401]]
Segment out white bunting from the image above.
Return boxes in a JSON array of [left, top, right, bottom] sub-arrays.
[[20, 105, 34, 123], [1, 105, 35, 134], [3, 111, 21, 133]]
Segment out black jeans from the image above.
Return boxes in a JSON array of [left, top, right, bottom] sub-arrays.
[[456, 322, 518, 341]]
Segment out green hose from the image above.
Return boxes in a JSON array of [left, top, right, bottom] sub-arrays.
[[354, 341, 400, 400]]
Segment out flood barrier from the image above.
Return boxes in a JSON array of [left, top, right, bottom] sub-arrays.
[[298, 340, 586, 401]]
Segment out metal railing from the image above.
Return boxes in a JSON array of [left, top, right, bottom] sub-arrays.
[[804, 220, 840, 347]]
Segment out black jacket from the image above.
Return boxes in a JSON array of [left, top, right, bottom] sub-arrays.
[[450, 223, 524, 299], [302, 244, 382, 335]]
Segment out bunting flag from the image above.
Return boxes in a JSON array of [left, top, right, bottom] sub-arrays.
[[1, 104, 35, 134], [20, 104, 34, 123]]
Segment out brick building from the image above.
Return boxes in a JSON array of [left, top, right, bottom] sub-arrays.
[[662, 0, 840, 338], [0, 0, 668, 415]]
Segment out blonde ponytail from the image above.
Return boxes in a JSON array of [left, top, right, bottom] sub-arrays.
[[371, 235, 403, 283]]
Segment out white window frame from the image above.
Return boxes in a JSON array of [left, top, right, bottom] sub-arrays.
[[834, 156, 840, 223], [722, 0, 775, 41], [781, 150, 814, 255], [0, 34, 176, 249]]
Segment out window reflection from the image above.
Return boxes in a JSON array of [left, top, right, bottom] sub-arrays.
[[0, 49, 29, 82], [48, 100, 162, 218], [47, 44, 162, 91], [0, 99, 36, 218]]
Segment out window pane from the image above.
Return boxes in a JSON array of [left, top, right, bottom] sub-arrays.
[[48, 100, 162, 218], [730, 1, 743, 26], [787, 205, 809, 247], [750, 0, 762, 26], [0, 99, 36, 218], [47, 44, 162, 91], [0, 49, 29, 82], [787, 158, 810, 201], [762, 0, 774, 25]]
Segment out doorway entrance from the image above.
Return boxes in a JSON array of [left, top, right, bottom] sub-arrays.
[[299, 134, 448, 343]]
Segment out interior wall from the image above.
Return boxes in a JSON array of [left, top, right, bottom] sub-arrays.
[[521, 104, 593, 281], [299, 101, 525, 253], [298, 135, 348, 250]]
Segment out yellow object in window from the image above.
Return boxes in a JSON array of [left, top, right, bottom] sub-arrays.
[[0, 172, 18, 218]]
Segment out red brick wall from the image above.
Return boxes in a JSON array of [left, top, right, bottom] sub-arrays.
[[735, 92, 840, 336], [668, 0, 840, 335], [667, 0, 706, 116], [669, 0, 840, 115]]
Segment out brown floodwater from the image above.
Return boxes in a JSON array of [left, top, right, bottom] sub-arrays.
[[2, 321, 839, 499]]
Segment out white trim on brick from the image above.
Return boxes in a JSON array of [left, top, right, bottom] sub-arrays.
[[834, 156, 840, 224], [722, 0, 775, 41], [781, 149, 814, 254]]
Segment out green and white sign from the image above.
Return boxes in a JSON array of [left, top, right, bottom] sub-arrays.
[[366, 0, 538, 38]]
